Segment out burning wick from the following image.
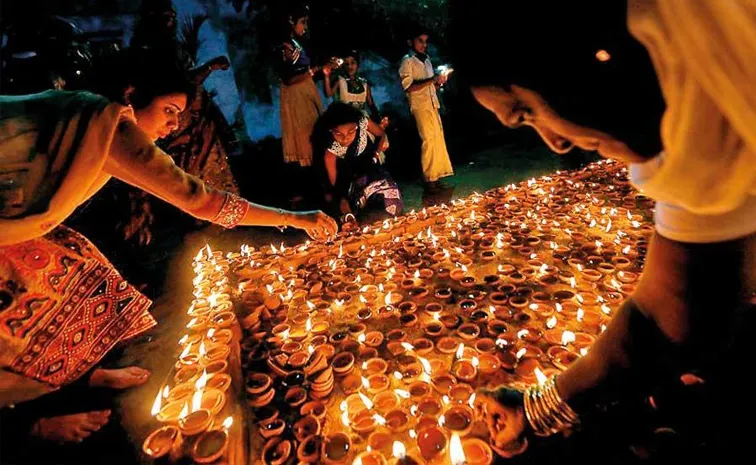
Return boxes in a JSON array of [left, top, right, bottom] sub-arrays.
[[534, 368, 548, 386], [222, 416, 233, 430], [151, 390, 162, 416], [449, 433, 466, 465]]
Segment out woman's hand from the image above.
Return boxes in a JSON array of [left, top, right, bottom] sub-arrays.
[[291, 211, 338, 240], [323, 65, 332, 77], [477, 389, 529, 458], [379, 117, 390, 130]]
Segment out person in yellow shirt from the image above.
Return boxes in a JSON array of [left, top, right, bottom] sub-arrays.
[[399, 25, 454, 191], [0, 47, 337, 444], [451, 1, 755, 459]]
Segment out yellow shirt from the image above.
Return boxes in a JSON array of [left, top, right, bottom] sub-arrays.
[[628, 0, 756, 242]]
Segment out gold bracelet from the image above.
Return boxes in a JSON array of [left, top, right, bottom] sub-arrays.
[[276, 209, 290, 232], [524, 376, 579, 437]]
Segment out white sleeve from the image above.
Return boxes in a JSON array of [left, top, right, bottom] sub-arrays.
[[398, 57, 414, 91], [629, 0, 756, 216]]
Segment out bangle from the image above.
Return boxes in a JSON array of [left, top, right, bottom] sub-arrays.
[[212, 193, 249, 229], [523, 375, 579, 437], [277, 209, 291, 232]]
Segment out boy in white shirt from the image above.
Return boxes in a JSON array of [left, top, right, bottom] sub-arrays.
[[398, 26, 454, 190]]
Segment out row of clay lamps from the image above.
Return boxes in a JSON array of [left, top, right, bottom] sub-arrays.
[[142, 247, 238, 463]]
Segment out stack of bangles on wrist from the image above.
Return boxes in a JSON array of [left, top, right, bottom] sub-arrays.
[[523, 375, 580, 437]]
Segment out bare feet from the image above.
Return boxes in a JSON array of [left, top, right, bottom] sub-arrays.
[[31, 410, 111, 443], [89, 366, 151, 389]]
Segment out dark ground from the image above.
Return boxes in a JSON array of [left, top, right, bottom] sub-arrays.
[[8, 137, 752, 465]]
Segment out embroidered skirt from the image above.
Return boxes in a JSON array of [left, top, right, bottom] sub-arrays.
[[0, 226, 155, 387]]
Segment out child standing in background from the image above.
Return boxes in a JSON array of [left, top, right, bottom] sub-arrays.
[[324, 50, 382, 123], [399, 26, 454, 190]]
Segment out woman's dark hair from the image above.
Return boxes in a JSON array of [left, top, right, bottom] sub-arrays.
[[311, 102, 365, 178], [89, 46, 194, 110], [287, 3, 310, 24], [449, 1, 665, 157], [344, 50, 360, 64]]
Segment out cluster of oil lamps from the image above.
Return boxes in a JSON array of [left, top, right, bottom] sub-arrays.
[[145, 159, 653, 464], [142, 247, 238, 463]]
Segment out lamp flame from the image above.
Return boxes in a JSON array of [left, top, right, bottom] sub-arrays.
[[547, 316, 558, 329], [222, 416, 233, 430], [151, 390, 162, 416], [450, 433, 466, 465], [395, 389, 411, 399], [456, 343, 465, 359], [419, 357, 432, 375], [393, 441, 406, 459], [359, 392, 373, 410], [179, 403, 189, 420], [534, 367, 548, 386], [561, 331, 576, 346]]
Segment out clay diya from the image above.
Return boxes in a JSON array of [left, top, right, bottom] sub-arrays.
[[293, 415, 321, 442], [476, 352, 501, 375], [417, 396, 443, 416], [417, 426, 448, 461], [367, 373, 391, 393], [340, 373, 362, 394], [412, 338, 434, 355], [260, 419, 286, 439], [192, 428, 229, 464], [263, 437, 292, 465], [462, 438, 494, 465], [297, 435, 321, 463], [300, 400, 327, 421], [142, 425, 179, 459], [332, 352, 355, 375], [199, 388, 226, 417], [431, 373, 457, 394], [457, 323, 481, 340], [246, 373, 272, 396], [166, 382, 194, 403], [350, 409, 379, 435], [367, 431, 393, 455], [373, 390, 400, 414], [409, 381, 431, 400], [284, 386, 308, 408], [255, 406, 279, 426], [443, 405, 474, 436], [363, 357, 388, 376], [474, 338, 496, 353], [178, 409, 212, 436], [453, 359, 478, 382], [156, 400, 185, 423], [352, 450, 388, 465], [385, 408, 411, 433], [423, 322, 444, 338], [436, 337, 460, 354], [247, 387, 275, 408], [449, 383, 474, 403]]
